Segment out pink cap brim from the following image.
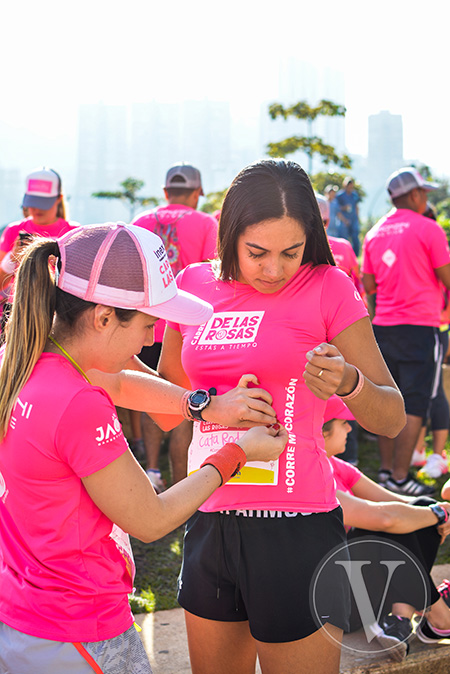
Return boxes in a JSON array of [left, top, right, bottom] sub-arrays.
[[323, 395, 355, 424], [139, 288, 213, 326]]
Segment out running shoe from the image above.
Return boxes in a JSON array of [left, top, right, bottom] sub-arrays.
[[416, 618, 450, 644], [146, 469, 166, 493], [375, 615, 412, 661], [384, 473, 435, 496], [437, 578, 450, 608], [411, 448, 427, 467], [418, 453, 449, 479], [378, 469, 392, 487]]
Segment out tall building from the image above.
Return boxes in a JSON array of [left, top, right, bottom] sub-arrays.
[[73, 104, 130, 225], [357, 111, 404, 219], [0, 168, 23, 228]]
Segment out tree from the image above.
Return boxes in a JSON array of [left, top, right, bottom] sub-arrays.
[[267, 99, 352, 174], [200, 189, 227, 215], [92, 177, 159, 220]]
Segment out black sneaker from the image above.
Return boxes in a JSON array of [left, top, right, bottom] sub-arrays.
[[416, 618, 450, 643], [384, 473, 435, 496], [375, 615, 412, 661]]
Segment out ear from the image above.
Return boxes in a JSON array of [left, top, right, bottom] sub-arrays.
[[93, 305, 116, 331]]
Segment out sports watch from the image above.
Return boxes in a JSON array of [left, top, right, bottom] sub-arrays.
[[429, 503, 449, 526], [187, 388, 215, 421]]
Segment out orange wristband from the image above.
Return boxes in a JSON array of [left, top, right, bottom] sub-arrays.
[[200, 442, 247, 485]]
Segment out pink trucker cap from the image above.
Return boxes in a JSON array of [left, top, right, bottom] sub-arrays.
[[56, 222, 213, 325], [22, 167, 61, 210], [323, 395, 355, 424]]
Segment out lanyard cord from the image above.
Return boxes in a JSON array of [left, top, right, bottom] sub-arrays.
[[48, 335, 92, 385]]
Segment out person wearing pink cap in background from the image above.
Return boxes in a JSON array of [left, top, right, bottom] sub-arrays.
[[323, 396, 450, 661], [0, 167, 79, 335], [131, 163, 219, 492], [0, 222, 286, 673]]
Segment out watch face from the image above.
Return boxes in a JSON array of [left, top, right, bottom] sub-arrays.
[[190, 390, 209, 408]]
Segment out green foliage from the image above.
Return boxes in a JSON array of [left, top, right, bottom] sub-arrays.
[[267, 99, 351, 173], [92, 177, 159, 219], [200, 189, 227, 214]]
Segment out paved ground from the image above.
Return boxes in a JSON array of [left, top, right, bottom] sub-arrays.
[[136, 564, 450, 673]]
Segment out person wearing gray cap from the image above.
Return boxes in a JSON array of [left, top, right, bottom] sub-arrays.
[[362, 167, 450, 497], [131, 163, 218, 491]]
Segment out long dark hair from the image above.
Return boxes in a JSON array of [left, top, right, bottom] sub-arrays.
[[217, 159, 335, 281]]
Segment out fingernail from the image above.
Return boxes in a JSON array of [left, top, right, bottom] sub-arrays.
[[272, 423, 280, 431]]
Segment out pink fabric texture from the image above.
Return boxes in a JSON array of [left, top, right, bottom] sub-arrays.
[[0, 218, 79, 254], [329, 455, 362, 494], [362, 209, 450, 326], [132, 205, 218, 341], [167, 262, 368, 513], [0, 353, 134, 642]]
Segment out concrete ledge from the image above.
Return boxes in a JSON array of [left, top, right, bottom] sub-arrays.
[[136, 564, 450, 673]]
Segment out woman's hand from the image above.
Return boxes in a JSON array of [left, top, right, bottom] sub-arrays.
[[203, 374, 278, 427], [237, 423, 288, 463], [303, 343, 351, 400]]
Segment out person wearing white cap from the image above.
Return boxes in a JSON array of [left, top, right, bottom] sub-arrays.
[[0, 167, 79, 334], [131, 162, 218, 491], [362, 167, 450, 497], [0, 222, 286, 673]]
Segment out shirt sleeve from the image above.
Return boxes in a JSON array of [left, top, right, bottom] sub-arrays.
[[55, 387, 129, 477], [331, 456, 362, 492], [321, 266, 368, 341], [427, 221, 450, 269], [0, 222, 22, 253]]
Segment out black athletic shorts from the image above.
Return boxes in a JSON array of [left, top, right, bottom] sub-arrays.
[[137, 342, 162, 370], [373, 324, 439, 418], [178, 508, 350, 643]]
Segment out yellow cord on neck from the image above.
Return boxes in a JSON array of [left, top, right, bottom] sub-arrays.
[[48, 335, 92, 385]]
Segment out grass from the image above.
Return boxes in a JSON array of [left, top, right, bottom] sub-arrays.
[[127, 427, 450, 613]]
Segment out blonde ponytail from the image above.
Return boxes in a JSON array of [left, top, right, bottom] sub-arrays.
[[0, 239, 59, 439]]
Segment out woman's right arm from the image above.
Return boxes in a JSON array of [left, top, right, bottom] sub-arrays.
[[82, 424, 287, 543]]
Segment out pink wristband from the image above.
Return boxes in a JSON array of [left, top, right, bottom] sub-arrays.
[[336, 366, 364, 401], [200, 442, 247, 485], [180, 391, 194, 420]]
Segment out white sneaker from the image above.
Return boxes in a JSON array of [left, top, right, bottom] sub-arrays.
[[411, 448, 426, 467], [418, 453, 449, 479], [146, 469, 166, 493]]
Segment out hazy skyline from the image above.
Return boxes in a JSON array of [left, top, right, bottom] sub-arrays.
[[1, 0, 449, 181]]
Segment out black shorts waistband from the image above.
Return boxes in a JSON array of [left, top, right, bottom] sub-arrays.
[[219, 509, 310, 518]]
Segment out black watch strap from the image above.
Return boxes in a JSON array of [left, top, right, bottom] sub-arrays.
[[430, 503, 448, 526]]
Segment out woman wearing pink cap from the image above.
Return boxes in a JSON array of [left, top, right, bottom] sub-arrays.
[[153, 160, 405, 674], [323, 396, 450, 662], [0, 167, 79, 334], [0, 222, 287, 673]]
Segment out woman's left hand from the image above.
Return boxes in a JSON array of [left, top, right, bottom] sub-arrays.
[[303, 343, 347, 400], [203, 374, 278, 427], [438, 502, 450, 544]]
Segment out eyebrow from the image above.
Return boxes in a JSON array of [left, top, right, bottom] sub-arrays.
[[245, 241, 304, 253]]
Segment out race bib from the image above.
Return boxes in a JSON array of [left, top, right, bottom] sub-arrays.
[[188, 421, 279, 485]]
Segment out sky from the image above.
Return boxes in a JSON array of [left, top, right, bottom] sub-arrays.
[[1, 0, 450, 178]]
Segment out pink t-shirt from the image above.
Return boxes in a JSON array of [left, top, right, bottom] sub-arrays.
[[0, 353, 134, 642], [329, 455, 362, 494], [132, 205, 218, 341], [0, 217, 80, 254], [362, 209, 450, 326], [329, 235, 363, 295], [167, 262, 368, 513]]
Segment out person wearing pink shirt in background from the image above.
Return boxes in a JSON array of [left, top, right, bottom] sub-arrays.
[[131, 163, 218, 491], [0, 222, 285, 673], [323, 396, 450, 662], [157, 160, 404, 674], [362, 167, 450, 497], [0, 167, 79, 335]]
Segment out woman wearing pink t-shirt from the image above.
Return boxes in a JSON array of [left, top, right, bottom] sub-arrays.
[[0, 223, 286, 673], [0, 167, 79, 333], [156, 160, 405, 674]]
